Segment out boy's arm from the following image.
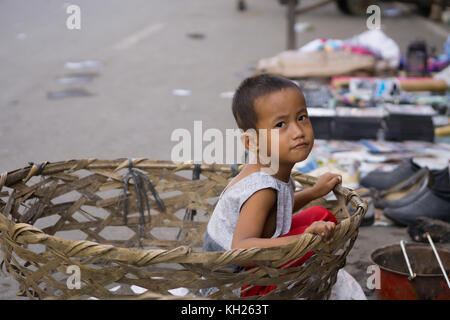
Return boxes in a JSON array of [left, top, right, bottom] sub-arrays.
[[231, 188, 302, 251], [292, 173, 342, 213], [231, 188, 336, 266], [293, 188, 317, 213]]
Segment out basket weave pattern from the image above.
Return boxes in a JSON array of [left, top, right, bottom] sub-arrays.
[[0, 159, 367, 299]]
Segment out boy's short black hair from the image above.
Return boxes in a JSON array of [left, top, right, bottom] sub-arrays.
[[232, 74, 302, 131]]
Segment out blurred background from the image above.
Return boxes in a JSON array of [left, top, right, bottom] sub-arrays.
[[1, 0, 449, 173]]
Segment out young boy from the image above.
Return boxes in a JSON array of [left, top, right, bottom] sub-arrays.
[[203, 74, 342, 297]]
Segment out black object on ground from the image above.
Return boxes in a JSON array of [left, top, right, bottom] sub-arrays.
[[408, 216, 450, 243], [237, 0, 247, 11], [383, 187, 450, 227], [374, 167, 431, 209], [186, 33, 205, 40], [360, 158, 421, 191], [47, 88, 93, 100]]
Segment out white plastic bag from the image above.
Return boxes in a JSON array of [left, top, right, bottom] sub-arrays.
[[328, 269, 367, 300], [344, 29, 400, 69]]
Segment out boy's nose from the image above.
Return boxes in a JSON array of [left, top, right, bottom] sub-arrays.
[[291, 122, 305, 139]]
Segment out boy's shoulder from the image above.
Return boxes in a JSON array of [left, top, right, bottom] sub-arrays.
[[221, 174, 281, 208], [244, 186, 277, 206]]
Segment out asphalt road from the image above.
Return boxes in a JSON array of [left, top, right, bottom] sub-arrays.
[[1, 0, 449, 172], [1, 0, 449, 300]]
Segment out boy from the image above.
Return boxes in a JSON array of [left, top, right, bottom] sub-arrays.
[[203, 74, 342, 297]]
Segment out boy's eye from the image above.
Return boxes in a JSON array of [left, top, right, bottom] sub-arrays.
[[275, 122, 286, 128], [298, 115, 307, 121]]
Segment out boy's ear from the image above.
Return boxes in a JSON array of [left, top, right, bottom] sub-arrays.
[[240, 132, 249, 151], [240, 130, 259, 153]]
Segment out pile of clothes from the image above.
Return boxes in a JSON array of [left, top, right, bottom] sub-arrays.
[[258, 30, 450, 79], [258, 29, 402, 78], [257, 48, 376, 78]]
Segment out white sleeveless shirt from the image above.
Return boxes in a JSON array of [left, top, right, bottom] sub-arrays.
[[203, 171, 295, 252]]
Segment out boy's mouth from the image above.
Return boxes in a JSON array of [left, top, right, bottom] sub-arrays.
[[291, 142, 308, 150]]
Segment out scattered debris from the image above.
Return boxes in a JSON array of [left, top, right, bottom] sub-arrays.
[[294, 22, 313, 33], [186, 32, 206, 40], [47, 88, 93, 100], [219, 91, 234, 99], [172, 89, 192, 96], [16, 33, 27, 40], [64, 60, 104, 70], [383, 8, 404, 18], [56, 73, 99, 84]]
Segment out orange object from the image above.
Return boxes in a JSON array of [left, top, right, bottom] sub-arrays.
[[435, 125, 450, 137], [331, 76, 448, 92], [398, 78, 448, 92], [371, 244, 450, 300]]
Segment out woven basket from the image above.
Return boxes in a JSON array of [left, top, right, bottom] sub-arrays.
[[0, 158, 367, 300]]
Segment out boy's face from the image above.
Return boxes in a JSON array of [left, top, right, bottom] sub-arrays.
[[253, 87, 314, 166]]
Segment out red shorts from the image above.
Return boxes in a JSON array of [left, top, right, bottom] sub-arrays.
[[240, 206, 337, 297]]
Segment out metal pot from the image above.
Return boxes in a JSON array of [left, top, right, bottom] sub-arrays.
[[370, 240, 450, 300]]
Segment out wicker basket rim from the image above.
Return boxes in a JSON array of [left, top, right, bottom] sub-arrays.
[[0, 158, 367, 268]]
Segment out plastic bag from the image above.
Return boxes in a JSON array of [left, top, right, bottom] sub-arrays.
[[345, 29, 400, 69]]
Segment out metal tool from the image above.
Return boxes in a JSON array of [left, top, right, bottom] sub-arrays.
[[400, 236, 450, 290], [400, 240, 416, 280], [425, 232, 450, 290]]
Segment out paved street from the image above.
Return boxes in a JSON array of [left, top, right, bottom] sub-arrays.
[[1, 0, 449, 299], [1, 0, 449, 172]]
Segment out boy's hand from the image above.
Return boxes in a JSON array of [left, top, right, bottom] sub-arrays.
[[311, 172, 342, 198], [304, 221, 336, 243]]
